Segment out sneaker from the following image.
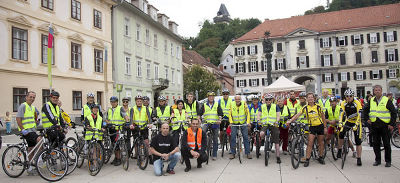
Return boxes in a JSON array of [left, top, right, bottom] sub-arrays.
[[304, 159, 310, 167], [277, 157, 281, 164], [197, 164, 202, 168], [357, 158, 362, 166], [318, 157, 325, 165], [283, 151, 288, 155], [352, 151, 356, 158], [246, 154, 253, 159], [166, 169, 175, 174], [212, 157, 217, 161], [337, 149, 342, 158], [229, 154, 235, 159]]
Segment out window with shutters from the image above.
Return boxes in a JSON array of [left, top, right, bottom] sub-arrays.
[[340, 53, 346, 65], [370, 33, 378, 43], [250, 79, 258, 87], [388, 49, 395, 62], [277, 43, 282, 52], [250, 45, 256, 55], [237, 47, 244, 56], [13, 88, 27, 112], [355, 52, 362, 64], [298, 40, 305, 49], [325, 73, 332, 82], [371, 51, 378, 63], [338, 36, 346, 46], [372, 70, 379, 79], [238, 80, 245, 87], [389, 69, 396, 78], [324, 55, 330, 66], [341, 72, 347, 81], [322, 37, 329, 48], [277, 59, 284, 70], [353, 34, 361, 45], [356, 71, 363, 81], [299, 56, 307, 68], [154, 64, 159, 79], [262, 61, 267, 71], [71, 0, 81, 20], [387, 31, 394, 42], [250, 61, 256, 72], [238, 63, 244, 73]]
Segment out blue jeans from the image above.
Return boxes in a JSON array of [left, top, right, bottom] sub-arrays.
[[153, 152, 181, 176], [230, 125, 250, 155], [6, 122, 11, 133], [202, 124, 219, 157]]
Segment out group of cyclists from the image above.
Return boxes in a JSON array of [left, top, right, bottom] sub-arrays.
[[3, 84, 397, 180]]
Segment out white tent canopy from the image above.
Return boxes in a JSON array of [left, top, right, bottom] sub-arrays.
[[263, 75, 305, 93]]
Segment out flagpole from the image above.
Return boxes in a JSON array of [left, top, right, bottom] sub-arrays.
[[47, 23, 53, 92]]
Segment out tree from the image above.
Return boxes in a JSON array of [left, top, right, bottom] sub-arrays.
[[183, 65, 221, 100], [304, 0, 399, 15], [304, 5, 326, 15]]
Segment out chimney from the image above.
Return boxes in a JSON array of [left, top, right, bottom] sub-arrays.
[[207, 57, 210, 62]]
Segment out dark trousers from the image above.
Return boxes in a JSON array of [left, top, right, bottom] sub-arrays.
[[371, 122, 391, 163], [181, 147, 207, 168], [279, 127, 289, 151]]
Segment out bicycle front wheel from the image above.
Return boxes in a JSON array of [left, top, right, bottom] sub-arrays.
[[341, 138, 349, 169], [256, 133, 260, 159], [221, 133, 227, 157], [291, 136, 301, 169], [36, 148, 68, 182], [61, 145, 78, 175], [2, 145, 26, 178], [391, 129, 400, 148], [88, 142, 104, 176], [119, 141, 129, 171], [331, 135, 338, 161], [137, 140, 149, 170], [237, 135, 242, 164]]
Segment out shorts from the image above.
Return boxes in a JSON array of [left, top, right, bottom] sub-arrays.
[[339, 122, 362, 145], [261, 126, 280, 144], [23, 132, 39, 147], [220, 119, 230, 131], [46, 128, 65, 147], [309, 124, 324, 136], [133, 128, 149, 140]]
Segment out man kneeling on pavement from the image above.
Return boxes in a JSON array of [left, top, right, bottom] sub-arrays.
[[181, 118, 208, 172]]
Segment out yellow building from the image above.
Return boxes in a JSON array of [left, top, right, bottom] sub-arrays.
[[0, 0, 115, 123]]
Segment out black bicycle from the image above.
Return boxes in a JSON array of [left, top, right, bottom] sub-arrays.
[[129, 125, 149, 170], [104, 124, 130, 171], [220, 119, 230, 158], [290, 122, 309, 169], [263, 123, 277, 166], [204, 122, 217, 165], [250, 121, 261, 158], [391, 122, 400, 148]]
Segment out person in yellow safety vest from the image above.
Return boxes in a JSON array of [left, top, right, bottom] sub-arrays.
[[295, 92, 308, 124], [184, 92, 199, 120], [229, 95, 252, 160], [248, 95, 262, 144], [143, 96, 154, 119], [171, 99, 189, 145], [81, 92, 103, 123], [318, 89, 331, 113], [41, 91, 67, 146], [106, 96, 130, 166], [363, 85, 397, 167], [219, 89, 233, 147], [288, 92, 327, 167], [285, 90, 299, 118], [156, 96, 172, 123], [336, 89, 363, 166], [198, 91, 223, 160], [84, 104, 104, 141], [16, 91, 41, 174], [257, 93, 281, 164], [277, 97, 290, 155], [324, 97, 341, 148]]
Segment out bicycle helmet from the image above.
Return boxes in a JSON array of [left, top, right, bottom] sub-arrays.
[[135, 95, 143, 100], [329, 96, 337, 102], [344, 88, 355, 96], [222, 88, 230, 94], [92, 104, 100, 109], [143, 96, 150, 101], [122, 97, 130, 101], [207, 91, 216, 96], [110, 96, 118, 102], [50, 91, 60, 97], [251, 95, 259, 100], [299, 92, 306, 98], [264, 93, 274, 99], [158, 96, 166, 101], [87, 92, 95, 98]]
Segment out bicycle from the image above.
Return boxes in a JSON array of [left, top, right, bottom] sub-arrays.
[[203, 121, 217, 165], [220, 119, 230, 158], [391, 122, 400, 148], [231, 124, 247, 164], [262, 123, 278, 166], [250, 121, 261, 159], [290, 121, 309, 169], [2, 128, 68, 182], [170, 118, 189, 164], [84, 128, 105, 176], [65, 122, 87, 168], [338, 121, 359, 169], [330, 125, 340, 161], [129, 124, 149, 170], [104, 123, 130, 171]]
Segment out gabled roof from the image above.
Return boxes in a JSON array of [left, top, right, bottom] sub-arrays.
[[233, 3, 400, 43], [217, 4, 230, 17]]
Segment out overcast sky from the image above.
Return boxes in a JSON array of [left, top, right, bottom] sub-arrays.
[[150, 0, 327, 38]]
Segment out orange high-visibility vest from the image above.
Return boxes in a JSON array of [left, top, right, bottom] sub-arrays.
[[187, 128, 202, 150]]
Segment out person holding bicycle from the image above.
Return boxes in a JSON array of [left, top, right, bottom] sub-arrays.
[[258, 93, 281, 163], [185, 92, 199, 120], [16, 91, 41, 175], [150, 122, 181, 176], [84, 104, 104, 171], [82, 93, 103, 122], [325, 97, 341, 147], [105, 96, 130, 166], [336, 89, 363, 166], [288, 92, 327, 167], [228, 95, 251, 159], [363, 85, 397, 167], [198, 91, 223, 161], [171, 99, 188, 146], [249, 95, 262, 136], [130, 96, 151, 160], [219, 89, 233, 150], [277, 97, 290, 155], [181, 118, 208, 172], [41, 91, 67, 147], [156, 96, 172, 125]]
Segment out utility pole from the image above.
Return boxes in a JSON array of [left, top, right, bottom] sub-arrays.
[[263, 31, 273, 85]]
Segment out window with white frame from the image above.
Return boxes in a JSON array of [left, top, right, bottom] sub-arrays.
[[250, 79, 258, 87], [165, 67, 168, 80], [324, 55, 330, 66], [153, 34, 158, 48], [388, 49, 395, 62], [12, 27, 28, 61], [154, 64, 159, 79], [262, 60, 267, 71], [277, 58, 284, 70], [171, 70, 175, 83], [354, 34, 361, 45], [146, 63, 150, 79], [238, 63, 244, 73], [170, 43, 173, 56], [372, 70, 379, 79], [125, 56, 131, 75], [356, 71, 363, 80], [387, 31, 394, 42], [299, 56, 307, 68], [250, 61, 256, 72], [338, 36, 346, 46], [164, 39, 167, 53], [137, 59, 142, 77], [389, 69, 396, 78], [124, 18, 130, 36], [325, 73, 332, 82], [176, 46, 180, 58], [370, 33, 378, 43], [341, 72, 347, 81], [136, 24, 141, 41], [238, 80, 245, 87], [177, 71, 181, 84], [250, 45, 256, 55], [145, 29, 150, 45], [323, 37, 329, 48], [237, 47, 244, 56]]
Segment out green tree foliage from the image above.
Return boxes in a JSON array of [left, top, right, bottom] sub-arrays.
[[304, 0, 399, 15], [183, 18, 261, 66], [183, 65, 221, 100]]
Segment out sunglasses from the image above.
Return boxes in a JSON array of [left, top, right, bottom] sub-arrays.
[[123, 101, 129, 103], [266, 99, 273, 101], [345, 95, 353, 98]]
